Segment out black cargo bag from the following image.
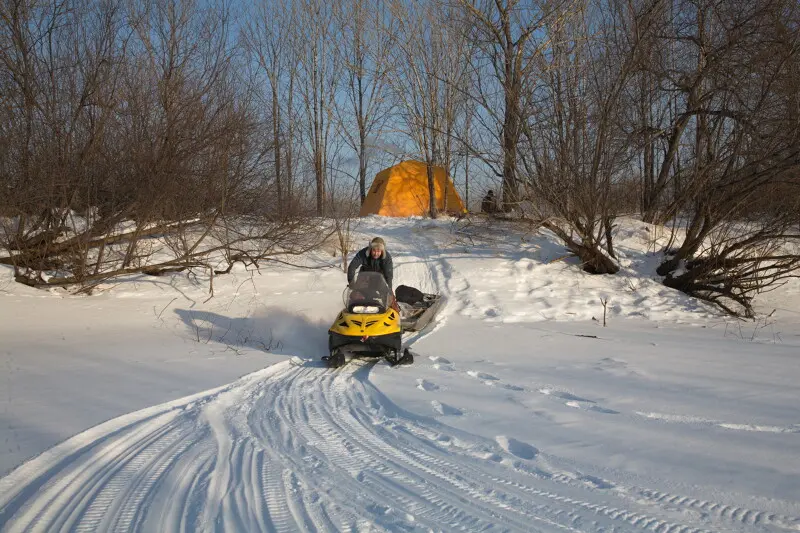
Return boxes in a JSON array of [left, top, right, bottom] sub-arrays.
[[395, 285, 424, 305]]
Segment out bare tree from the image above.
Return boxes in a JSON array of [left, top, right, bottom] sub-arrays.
[[626, 0, 671, 222], [439, 3, 475, 213], [1, 0, 329, 290], [651, 0, 800, 316], [456, 0, 551, 211], [324, 139, 363, 272], [389, 0, 439, 217], [389, 0, 471, 218], [0, 0, 124, 276], [242, 0, 301, 217], [516, 0, 660, 274], [332, 0, 397, 205], [294, 0, 340, 216]]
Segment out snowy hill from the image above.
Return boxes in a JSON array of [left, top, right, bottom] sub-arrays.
[[1, 216, 799, 532]]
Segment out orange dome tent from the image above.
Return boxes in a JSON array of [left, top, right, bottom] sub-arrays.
[[359, 160, 466, 217]]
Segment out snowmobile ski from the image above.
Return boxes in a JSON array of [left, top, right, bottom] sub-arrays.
[[388, 348, 414, 367], [322, 351, 346, 369]]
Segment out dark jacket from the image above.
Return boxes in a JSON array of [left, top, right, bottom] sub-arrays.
[[482, 191, 497, 213], [348, 247, 393, 288]]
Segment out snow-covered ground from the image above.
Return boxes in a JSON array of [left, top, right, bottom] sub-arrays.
[[1, 216, 799, 532]]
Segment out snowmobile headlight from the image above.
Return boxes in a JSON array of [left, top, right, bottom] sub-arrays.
[[352, 305, 380, 314]]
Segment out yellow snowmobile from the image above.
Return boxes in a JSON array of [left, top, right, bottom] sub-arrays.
[[326, 272, 411, 368]]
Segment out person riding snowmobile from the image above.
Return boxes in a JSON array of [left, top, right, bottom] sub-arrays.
[[347, 237, 393, 290]]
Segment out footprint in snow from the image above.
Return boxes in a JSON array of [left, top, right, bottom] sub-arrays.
[[431, 400, 463, 416], [416, 379, 439, 392], [542, 389, 619, 414], [565, 401, 619, 415], [598, 357, 627, 368], [639, 412, 800, 433], [539, 388, 592, 403], [495, 436, 539, 460], [466, 370, 525, 391], [467, 370, 499, 381], [429, 355, 455, 372], [588, 405, 619, 414], [595, 357, 643, 377]]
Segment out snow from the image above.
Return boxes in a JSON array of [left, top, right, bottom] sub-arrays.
[[1, 216, 799, 532]]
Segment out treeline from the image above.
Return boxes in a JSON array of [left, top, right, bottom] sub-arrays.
[[1, 0, 799, 316]]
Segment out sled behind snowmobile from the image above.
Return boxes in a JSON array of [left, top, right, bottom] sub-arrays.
[[399, 293, 443, 332]]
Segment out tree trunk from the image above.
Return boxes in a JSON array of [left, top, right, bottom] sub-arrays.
[[542, 222, 619, 274], [271, 83, 283, 215], [427, 163, 438, 219], [502, 73, 520, 211]]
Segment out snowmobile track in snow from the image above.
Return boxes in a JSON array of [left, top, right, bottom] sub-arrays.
[[1, 357, 797, 532]]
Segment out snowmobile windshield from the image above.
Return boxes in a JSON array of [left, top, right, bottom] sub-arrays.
[[345, 272, 392, 313]]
